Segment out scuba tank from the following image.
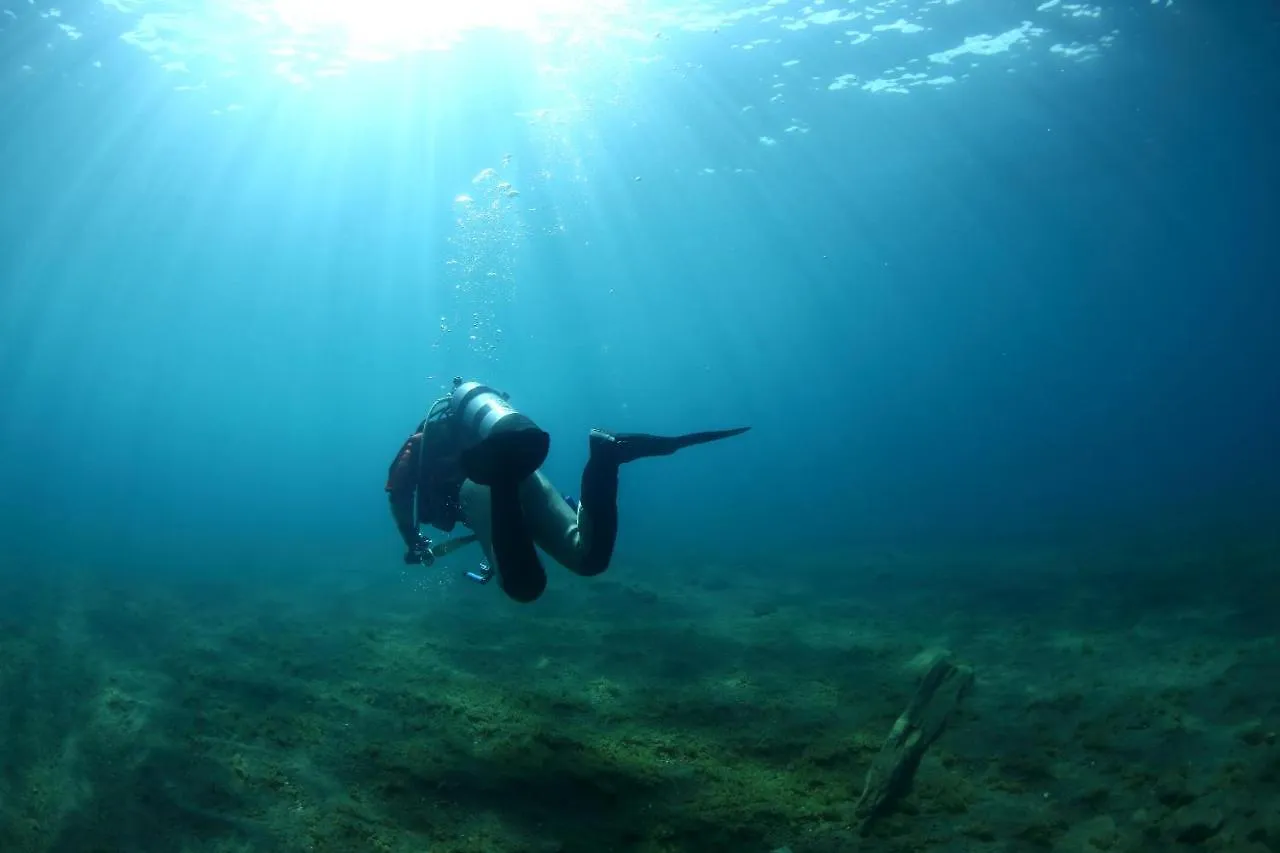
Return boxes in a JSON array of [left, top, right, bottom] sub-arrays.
[[449, 377, 550, 487]]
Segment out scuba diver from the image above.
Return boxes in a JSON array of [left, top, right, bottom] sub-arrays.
[[385, 378, 750, 603]]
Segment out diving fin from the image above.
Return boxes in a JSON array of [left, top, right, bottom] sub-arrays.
[[488, 480, 547, 603], [460, 426, 551, 487], [588, 426, 751, 465]]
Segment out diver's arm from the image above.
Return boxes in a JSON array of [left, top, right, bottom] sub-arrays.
[[385, 432, 423, 549], [388, 493, 418, 549]]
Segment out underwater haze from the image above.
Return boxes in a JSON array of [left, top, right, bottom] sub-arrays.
[[1, 0, 1279, 851]]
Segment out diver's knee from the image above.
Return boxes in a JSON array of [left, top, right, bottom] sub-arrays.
[[572, 554, 610, 577]]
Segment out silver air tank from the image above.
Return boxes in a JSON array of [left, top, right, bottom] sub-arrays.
[[450, 378, 550, 486]]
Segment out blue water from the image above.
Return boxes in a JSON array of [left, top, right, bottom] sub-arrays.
[[2, 0, 1278, 573]]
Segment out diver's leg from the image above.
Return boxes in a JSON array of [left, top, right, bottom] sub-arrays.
[[572, 426, 753, 575], [576, 443, 621, 576], [463, 425, 750, 588], [519, 471, 593, 575], [459, 478, 548, 602], [457, 480, 496, 567]]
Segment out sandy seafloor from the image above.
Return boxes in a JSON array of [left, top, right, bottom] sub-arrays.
[[1, 538, 1277, 853]]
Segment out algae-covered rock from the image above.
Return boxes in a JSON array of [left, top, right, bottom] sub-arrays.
[[1016, 815, 1069, 849], [1153, 769, 1203, 809], [1233, 808, 1280, 852], [1165, 803, 1225, 844], [1053, 815, 1118, 853], [1236, 720, 1277, 747]]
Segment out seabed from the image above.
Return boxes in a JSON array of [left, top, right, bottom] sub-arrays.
[[1, 541, 1277, 852]]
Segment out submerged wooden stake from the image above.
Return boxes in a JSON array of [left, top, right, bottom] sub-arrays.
[[854, 654, 974, 832]]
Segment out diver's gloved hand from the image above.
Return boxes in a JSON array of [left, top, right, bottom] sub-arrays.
[[404, 534, 435, 566]]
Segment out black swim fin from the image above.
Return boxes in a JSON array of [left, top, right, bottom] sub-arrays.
[[588, 426, 750, 465], [488, 480, 547, 603], [460, 426, 551, 487]]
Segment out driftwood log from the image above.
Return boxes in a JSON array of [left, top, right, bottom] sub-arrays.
[[854, 655, 974, 832]]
